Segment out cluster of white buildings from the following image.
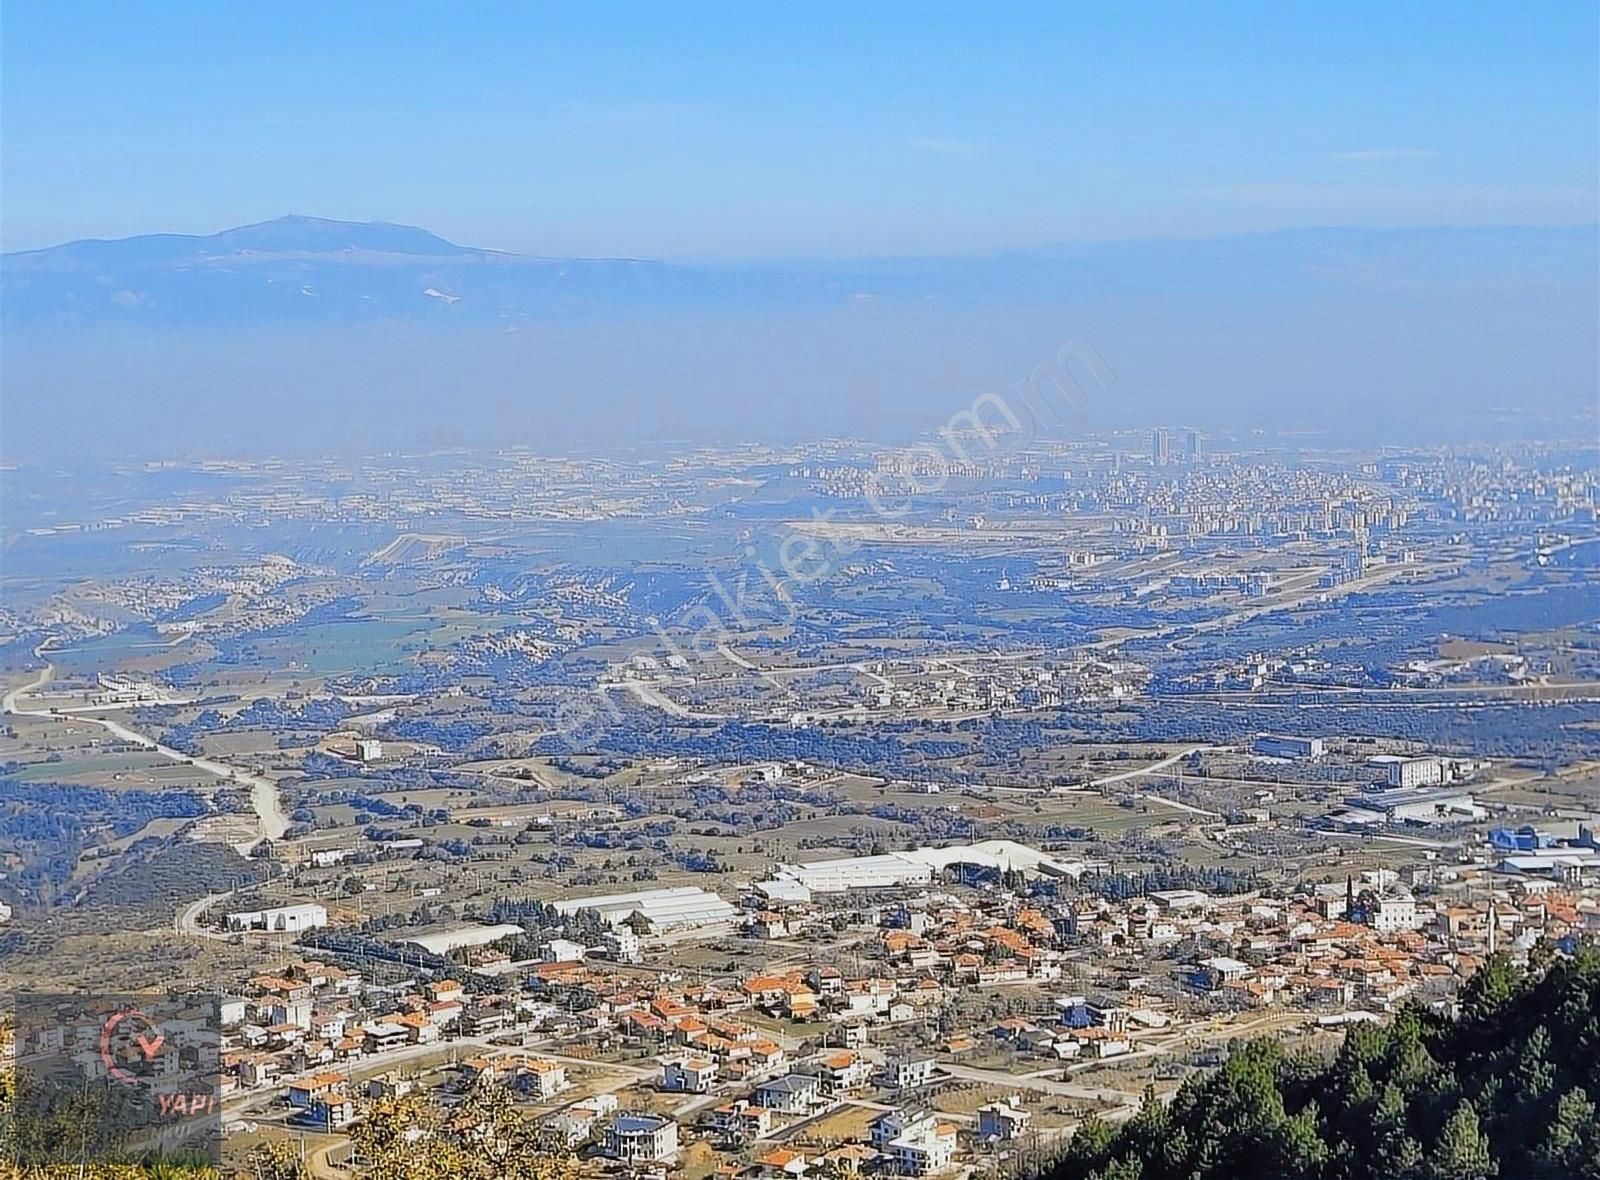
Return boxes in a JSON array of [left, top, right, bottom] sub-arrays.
[[1327, 785, 1486, 830], [1367, 753, 1478, 789], [759, 840, 1090, 899]]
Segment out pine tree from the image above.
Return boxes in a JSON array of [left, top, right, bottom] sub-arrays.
[[1366, 1081, 1415, 1179], [1062, 1112, 1116, 1173], [1458, 953, 1519, 1021], [1512, 1025, 1556, 1105], [1266, 1108, 1329, 1179], [1427, 1101, 1496, 1180], [1123, 1085, 1169, 1144], [1533, 1087, 1598, 1180], [1389, 1135, 1425, 1178], [1153, 1124, 1192, 1179], [1382, 1007, 1437, 1091], [1094, 1156, 1144, 1180]]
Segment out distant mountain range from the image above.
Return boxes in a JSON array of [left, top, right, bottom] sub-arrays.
[[5, 214, 1593, 328], [3, 215, 1594, 462]]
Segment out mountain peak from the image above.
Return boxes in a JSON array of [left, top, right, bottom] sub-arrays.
[[2, 215, 477, 272], [208, 215, 469, 257]]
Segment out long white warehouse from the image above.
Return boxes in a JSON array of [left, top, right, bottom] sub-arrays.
[[225, 902, 328, 934], [777, 853, 935, 894], [765, 840, 1090, 895], [553, 885, 737, 932]]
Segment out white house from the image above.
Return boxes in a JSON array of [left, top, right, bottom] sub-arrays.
[[755, 1073, 822, 1115], [882, 1052, 936, 1090], [604, 1113, 679, 1163], [516, 1058, 569, 1099], [709, 1100, 773, 1143], [1195, 956, 1252, 990], [542, 1094, 617, 1145], [1369, 895, 1422, 933], [662, 1056, 719, 1094], [542, 938, 587, 963], [977, 1097, 1031, 1142], [874, 1109, 956, 1175], [602, 929, 642, 963]]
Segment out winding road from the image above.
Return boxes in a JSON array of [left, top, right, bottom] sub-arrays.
[[3, 654, 290, 853]]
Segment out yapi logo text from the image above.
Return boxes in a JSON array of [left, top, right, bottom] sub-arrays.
[[157, 1092, 219, 1118]]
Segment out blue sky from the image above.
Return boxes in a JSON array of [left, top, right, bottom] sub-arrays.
[[3, 1, 1595, 258]]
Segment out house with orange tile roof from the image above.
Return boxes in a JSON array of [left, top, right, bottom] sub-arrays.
[[620, 1010, 671, 1042], [752, 1147, 809, 1178], [426, 999, 463, 1027], [514, 1057, 569, 1099], [806, 966, 844, 995], [746, 1039, 786, 1073], [882, 931, 920, 956], [706, 1018, 760, 1042], [672, 1014, 710, 1042], [239, 1054, 283, 1088], [814, 1049, 872, 1093], [1012, 908, 1055, 938], [976, 960, 1028, 987], [651, 996, 693, 1021], [287, 1070, 346, 1109], [251, 975, 313, 1001], [747, 912, 790, 940], [902, 978, 943, 1007], [390, 1011, 438, 1044], [708, 1100, 772, 1143], [426, 979, 465, 1004], [742, 974, 805, 1005], [1070, 1027, 1131, 1059], [530, 960, 589, 987]]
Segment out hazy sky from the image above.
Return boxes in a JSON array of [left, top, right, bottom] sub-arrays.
[[3, 1, 1595, 258]]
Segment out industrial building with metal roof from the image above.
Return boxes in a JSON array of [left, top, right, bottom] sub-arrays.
[[553, 885, 738, 932]]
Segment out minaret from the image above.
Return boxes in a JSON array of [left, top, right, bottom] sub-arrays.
[[1487, 904, 1497, 956], [1345, 875, 1355, 919]]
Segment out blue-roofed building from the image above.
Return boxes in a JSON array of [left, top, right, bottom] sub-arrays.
[[1491, 825, 1558, 852], [604, 1112, 679, 1163], [1055, 995, 1091, 1029]]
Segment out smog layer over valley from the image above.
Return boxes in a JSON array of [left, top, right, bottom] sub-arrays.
[[1, 6, 1597, 1180]]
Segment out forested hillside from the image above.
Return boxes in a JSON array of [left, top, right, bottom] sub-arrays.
[[1046, 944, 1600, 1180]]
